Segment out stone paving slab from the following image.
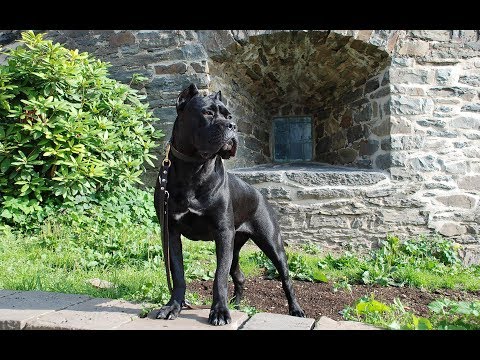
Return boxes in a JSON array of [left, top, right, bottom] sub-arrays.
[[116, 309, 249, 330], [240, 312, 315, 330], [26, 298, 143, 330], [0, 290, 20, 298], [0, 291, 91, 330], [314, 316, 381, 330]]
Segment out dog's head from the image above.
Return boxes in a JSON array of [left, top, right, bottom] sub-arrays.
[[175, 83, 238, 160]]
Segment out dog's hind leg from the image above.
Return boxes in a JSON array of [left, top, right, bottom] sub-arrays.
[[229, 233, 249, 308], [249, 206, 305, 317]]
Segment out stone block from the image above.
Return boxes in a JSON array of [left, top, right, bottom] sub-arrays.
[[397, 39, 430, 56], [436, 194, 476, 209], [109, 31, 135, 47], [146, 73, 209, 93], [310, 215, 350, 228], [436, 68, 457, 85], [461, 104, 480, 113], [390, 68, 432, 84], [26, 298, 143, 330], [444, 161, 467, 175], [410, 30, 451, 42], [117, 309, 248, 330], [458, 175, 480, 191], [0, 291, 90, 330], [390, 135, 425, 150], [375, 153, 391, 169], [411, 155, 441, 172], [427, 87, 476, 101], [450, 116, 480, 130], [338, 148, 358, 164], [154, 62, 188, 75], [240, 312, 315, 330], [437, 222, 468, 237], [391, 96, 434, 115], [136, 31, 180, 49], [296, 189, 356, 200], [458, 75, 480, 87]]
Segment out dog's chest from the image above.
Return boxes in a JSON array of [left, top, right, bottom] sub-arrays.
[[170, 189, 205, 221], [172, 207, 203, 220]]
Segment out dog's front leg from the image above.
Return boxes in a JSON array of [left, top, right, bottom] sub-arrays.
[[209, 226, 234, 326], [149, 227, 185, 320]]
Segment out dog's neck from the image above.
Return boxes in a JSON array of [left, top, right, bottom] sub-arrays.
[[169, 121, 223, 184], [170, 119, 197, 158]]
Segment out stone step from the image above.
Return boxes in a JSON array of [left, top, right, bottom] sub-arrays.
[[0, 290, 382, 330], [239, 312, 315, 330]]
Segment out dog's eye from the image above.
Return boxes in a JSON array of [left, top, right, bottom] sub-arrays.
[[227, 114, 232, 120], [203, 110, 214, 117]]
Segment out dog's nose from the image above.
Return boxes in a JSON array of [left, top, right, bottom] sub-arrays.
[[228, 122, 237, 131]]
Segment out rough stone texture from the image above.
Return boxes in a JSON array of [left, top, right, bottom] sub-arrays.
[[285, 170, 387, 187], [1, 29, 480, 262], [0, 291, 91, 330], [314, 316, 381, 330], [117, 309, 248, 330], [25, 298, 143, 330], [437, 222, 468, 237], [436, 195, 476, 209], [458, 175, 480, 191], [0, 290, 19, 298], [240, 312, 315, 330]]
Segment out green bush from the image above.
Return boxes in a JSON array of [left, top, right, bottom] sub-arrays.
[[0, 31, 162, 227]]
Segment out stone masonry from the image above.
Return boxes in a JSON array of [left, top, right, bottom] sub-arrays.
[[1, 30, 479, 263]]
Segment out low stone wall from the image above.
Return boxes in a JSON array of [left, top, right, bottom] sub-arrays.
[[231, 164, 422, 253]]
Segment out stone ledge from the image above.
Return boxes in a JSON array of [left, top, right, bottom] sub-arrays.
[[230, 162, 389, 187]]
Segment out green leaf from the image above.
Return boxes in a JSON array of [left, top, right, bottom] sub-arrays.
[[356, 299, 391, 315], [412, 315, 432, 330], [0, 157, 11, 172], [312, 269, 328, 283], [0, 209, 13, 219], [428, 300, 446, 314]]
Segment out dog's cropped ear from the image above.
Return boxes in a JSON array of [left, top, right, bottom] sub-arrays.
[[176, 83, 199, 112], [214, 90, 222, 102]]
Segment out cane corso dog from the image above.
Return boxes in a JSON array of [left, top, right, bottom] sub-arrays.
[[152, 83, 305, 325]]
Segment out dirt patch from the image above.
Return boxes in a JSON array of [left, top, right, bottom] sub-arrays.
[[189, 277, 480, 320]]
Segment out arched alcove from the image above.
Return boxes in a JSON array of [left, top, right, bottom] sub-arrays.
[[207, 30, 392, 171]]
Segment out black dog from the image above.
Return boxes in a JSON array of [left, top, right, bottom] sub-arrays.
[[152, 83, 305, 325]]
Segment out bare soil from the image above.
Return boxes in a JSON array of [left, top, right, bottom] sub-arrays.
[[189, 276, 480, 320]]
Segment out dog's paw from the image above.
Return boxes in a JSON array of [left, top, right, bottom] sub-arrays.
[[289, 307, 306, 318], [148, 301, 182, 320], [208, 306, 231, 326]]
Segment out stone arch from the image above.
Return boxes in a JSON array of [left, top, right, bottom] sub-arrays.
[[199, 30, 394, 170]]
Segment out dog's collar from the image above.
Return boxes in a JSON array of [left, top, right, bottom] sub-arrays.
[[169, 143, 209, 163]]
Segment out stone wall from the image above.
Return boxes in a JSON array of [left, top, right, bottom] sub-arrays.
[[315, 68, 391, 169], [1, 29, 479, 263]]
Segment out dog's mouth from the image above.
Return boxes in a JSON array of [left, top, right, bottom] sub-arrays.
[[218, 137, 237, 159]]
